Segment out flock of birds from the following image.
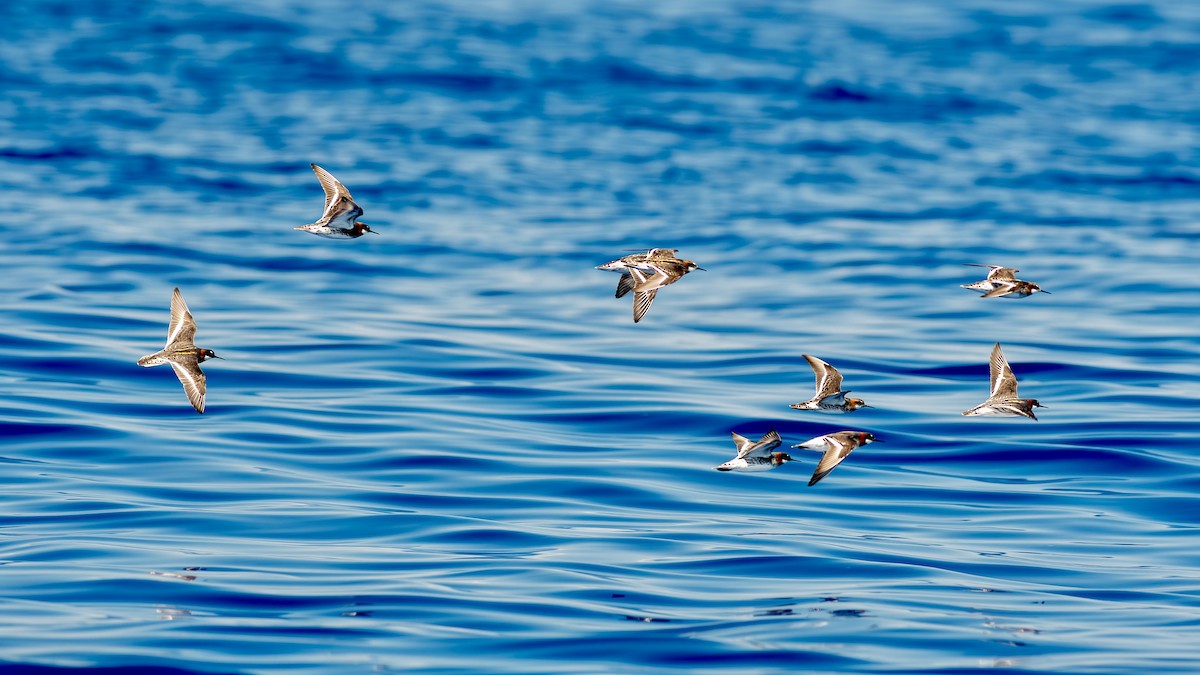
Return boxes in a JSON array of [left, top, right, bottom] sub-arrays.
[[136, 164, 1050, 487], [594, 248, 1050, 486]]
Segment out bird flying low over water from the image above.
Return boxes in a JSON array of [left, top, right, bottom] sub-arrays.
[[961, 264, 1049, 298], [137, 288, 222, 414], [962, 342, 1045, 420], [596, 248, 703, 323], [714, 430, 791, 472], [294, 164, 379, 239], [792, 431, 880, 486], [789, 354, 870, 413]]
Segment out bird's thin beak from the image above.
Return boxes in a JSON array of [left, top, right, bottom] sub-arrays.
[[1040, 289, 1051, 294], [860, 403, 874, 408], [873, 438, 885, 442], [695, 267, 707, 271], [212, 355, 224, 359]]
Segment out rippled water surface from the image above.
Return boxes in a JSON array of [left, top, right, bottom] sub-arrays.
[[3, 0, 1200, 672]]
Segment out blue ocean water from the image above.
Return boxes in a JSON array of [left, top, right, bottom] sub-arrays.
[[2, 0, 1199, 672]]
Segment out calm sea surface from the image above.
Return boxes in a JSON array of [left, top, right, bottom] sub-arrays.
[[2, 0, 1199, 672]]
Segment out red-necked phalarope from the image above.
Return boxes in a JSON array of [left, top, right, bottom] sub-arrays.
[[294, 164, 379, 239], [962, 342, 1045, 420], [792, 430, 880, 486], [714, 430, 791, 472], [596, 248, 702, 321], [789, 354, 870, 413], [961, 264, 1049, 298], [137, 288, 222, 414]]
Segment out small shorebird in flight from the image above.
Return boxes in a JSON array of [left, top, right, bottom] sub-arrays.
[[962, 342, 1045, 420], [789, 355, 870, 413], [295, 164, 379, 239], [792, 431, 880, 486], [137, 288, 222, 414], [596, 248, 702, 322], [714, 430, 792, 472], [961, 264, 1048, 299]]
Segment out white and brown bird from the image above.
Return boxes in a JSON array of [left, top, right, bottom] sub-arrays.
[[789, 355, 870, 413], [792, 431, 880, 486], [137, 288, 222, 414], [962, 342, 1045, 420], [714, 430, 791, 472], [294, 164, 378, 239], [961, 264, 1048, 299]]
